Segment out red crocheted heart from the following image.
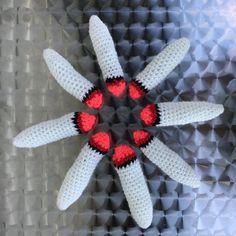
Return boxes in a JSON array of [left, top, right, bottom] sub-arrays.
[[89, 132, 111, 153], [129, 81, 145, 100], [84, 89, 104, 109], [106, 78, 126, 97], [77, 112, 98, 133], [140, 104, 158, 126], [133, 130, 152, 147], [112, 144, 136, 167]]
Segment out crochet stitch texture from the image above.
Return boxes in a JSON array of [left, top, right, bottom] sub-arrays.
[[13, 15, 224, 229]]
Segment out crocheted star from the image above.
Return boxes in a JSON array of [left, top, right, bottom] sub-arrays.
[[13, 15, 224, 229]]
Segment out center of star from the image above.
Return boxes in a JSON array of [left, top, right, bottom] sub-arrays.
[[99, 95, 138, 125], [98, 94, 142, 143]]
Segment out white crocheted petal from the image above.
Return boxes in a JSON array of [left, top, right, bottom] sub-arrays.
[[141, 137, 200, 188], [43, 49, 94, 101], [57, 144, 103, 210], [13, 113, 78, 148], [89, 15, 123, 80], [136, 38, 190, 91], [157, 102, 224, 127], [115, 160, 153, 229]]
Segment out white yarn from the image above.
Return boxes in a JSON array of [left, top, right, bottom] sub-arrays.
[[141, 137, 200, 188], [157, 102, 224, 127], [13, 113, 78, 148], [89, 15, 123, 80], [43, 49, 94, 102], [12, 16, 225, 229], [136, 38, 190, 91], [115, 160, 153, 229], [57, 143, 103, 210]]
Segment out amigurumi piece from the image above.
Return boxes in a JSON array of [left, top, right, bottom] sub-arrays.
[[13, 15, 224, 229]]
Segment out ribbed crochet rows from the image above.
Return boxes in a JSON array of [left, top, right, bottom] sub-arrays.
[[128, 37, 190, 100], [13, 15, 224, 229], [13, 112, 98, 148], [89, 15, 126, 97]]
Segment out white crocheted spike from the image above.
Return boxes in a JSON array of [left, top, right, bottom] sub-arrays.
[[13, 113, 78, 148], [141, 137, 200, 188], [115, 160, 153, 229], [157, 102, 224, 127], [89, 15, 123, 80], [136, 38, 190, 91], [57, 143, 103, 210], [43, 49, 94, 102]]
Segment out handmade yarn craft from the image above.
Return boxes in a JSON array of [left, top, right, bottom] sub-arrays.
[[13, 15, 224, 229]]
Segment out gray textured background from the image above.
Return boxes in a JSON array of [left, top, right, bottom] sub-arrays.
[[1, 0, 236, 235]]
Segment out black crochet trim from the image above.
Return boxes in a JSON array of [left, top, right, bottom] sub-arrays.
[[138, 135, 154, 149], [105, 76, 124, 83], [71, 112, 81, 134], [153, 104, 161, 126], [114, 156, 137, 169], [88, 141, 107, 155], [132, 78, 149, 94], [82, 86, 97, 103]]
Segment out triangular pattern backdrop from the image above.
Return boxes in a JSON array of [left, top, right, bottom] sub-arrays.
[[1, 0, 235, 235]]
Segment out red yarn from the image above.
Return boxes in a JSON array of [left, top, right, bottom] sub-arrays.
[[112, 144, 136, 167], [84, 89, 104, 109], [133, 130, 152, 147], [106, 78, 126, 97], [77, 112, 98, 133], [128, 81, 145, 100], [89, 132, 111, 153], [140, 104, 158, 126]]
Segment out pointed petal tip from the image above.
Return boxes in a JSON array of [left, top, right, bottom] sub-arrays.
[[57, 199, 69, 211], [191, 178, 201, 188], [89, 15, 99, 22], [215, 104, 224, 116], [13, 134, 30, 148], [179, 37, 190, 45], [89, 15, 102, 27], [89, 15, 109, 36], [176, 37, 190, 52], [136, 214, 152, 229], [13, 135, 22, 147], [208, 103, 224, 119], [13, 136, 33, 148], [43, 48, 56, 61], [132, 204, 153, 229]]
